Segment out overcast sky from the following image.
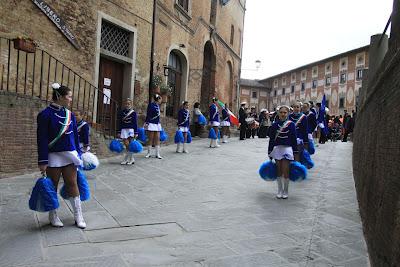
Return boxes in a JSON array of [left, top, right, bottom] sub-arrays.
[[241, 0, 394, 80]]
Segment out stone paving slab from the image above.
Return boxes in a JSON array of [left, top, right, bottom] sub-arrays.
[[0, 138, 369, 266]]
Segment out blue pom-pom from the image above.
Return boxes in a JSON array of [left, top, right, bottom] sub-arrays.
[[160, 130, 168, 142], [137, 128, 148, 143], [186, 131, 192, 143], [29, 176, 59, 212], [308, 138, 315, 155], [198, 114, 207, 125], [259, 160, 277, 181], [129, 140, 143, 153], [208, 128, 217, 139], [301, 150, 314, 169], [60, 170, 90, 201], [174, 130, 184, 144], [289, 161, 307, 182], [109, 139, 124, 153]]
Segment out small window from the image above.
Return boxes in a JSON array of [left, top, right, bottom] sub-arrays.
[[291, 85, 295, 93], [340, 73, 347, 84], [274, 90, 277, 97], [177, 0, 189, 12], [356, 69, 363, 80], [252, 91, 257, 98], [301, 82, 305, 91], [230, 25, 234, 45], [325, 76, 331, 86], [282, 88, 286, 95], [312, 80, 317, 89], [339, 97, 345, 108]]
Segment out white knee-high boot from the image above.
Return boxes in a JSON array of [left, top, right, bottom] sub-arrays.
[[69, 196, 86, 229], [209, 139, 214, 148], [49, 209, 63, 227], [183, 143, 188, 153], [145, 146, 151, 158], [276, 177, 283, 199], [127, 152, 135, 165], [215, 139, 221, 147], [121, 152, 129, 165], [282, 178, 289, 199], [156, 145, 162, 159], [176, 143, 182, 153]]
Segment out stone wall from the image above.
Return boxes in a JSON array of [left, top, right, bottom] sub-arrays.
[[352, 2, 400, 264]]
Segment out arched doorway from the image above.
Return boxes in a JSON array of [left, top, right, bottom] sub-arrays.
[[200, 41, 216, 114], [166, 51, 183, 117]]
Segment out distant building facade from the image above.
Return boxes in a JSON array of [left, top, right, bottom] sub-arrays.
[[239, 79, 270, 112], [260, 46, 369, 115]]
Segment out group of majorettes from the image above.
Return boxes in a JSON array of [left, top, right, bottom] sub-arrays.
[[268, 101, 317, 199]]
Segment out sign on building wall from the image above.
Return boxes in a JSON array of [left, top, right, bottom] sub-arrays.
[[32, 0, 80, 49]]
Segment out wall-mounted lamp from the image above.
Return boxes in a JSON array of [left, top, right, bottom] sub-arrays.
[[179, 44, 186, 48], [255, 60, 262, 70], [163, 64, 171, 76]]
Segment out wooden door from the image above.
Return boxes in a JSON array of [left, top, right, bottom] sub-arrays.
[[97, 57, 124, 136]]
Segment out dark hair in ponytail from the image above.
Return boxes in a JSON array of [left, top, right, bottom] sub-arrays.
[[52, 85, 71, 101]]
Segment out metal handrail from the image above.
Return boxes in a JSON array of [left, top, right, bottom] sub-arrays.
[[0, 36, 119, 139]]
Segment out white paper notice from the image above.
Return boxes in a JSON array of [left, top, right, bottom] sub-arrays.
[[103, 88, 111, 104], [104, 78, 111, 86]]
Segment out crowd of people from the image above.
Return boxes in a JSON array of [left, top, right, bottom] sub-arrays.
[[35, 81, 356, 228]]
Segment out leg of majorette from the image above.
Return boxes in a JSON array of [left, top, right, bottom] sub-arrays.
[[213, 126, 220, 147], [46, 167, 64, 227], [281, 159, 290, 199], [155, 131, 162, 159], [183, 132, 188, 153], [145, 131, 154, 158], [126, 137, 135, 165], [276, 160, 283, 199], [121, 138, 129, 164], [63, 164, 86, 228], [176, 143, 182, 153]]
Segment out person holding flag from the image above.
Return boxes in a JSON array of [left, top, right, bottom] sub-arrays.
[[220, 103, 231, 143], [316, 95, 329, 144]]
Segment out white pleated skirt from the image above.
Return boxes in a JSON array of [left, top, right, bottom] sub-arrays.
[[178, 126, 189, 133], [210, 121, 220, 127], [148, 123, 162, 132], [220, 121, 231, 127], [48, 150, 82, 168], [269, 145, 294, 161], [121, 128, 135, 139]]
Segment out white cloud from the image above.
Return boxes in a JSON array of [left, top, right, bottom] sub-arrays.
[[241, 0, 393, 79]]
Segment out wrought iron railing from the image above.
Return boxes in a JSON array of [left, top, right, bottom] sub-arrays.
[[0, 37, 118, 139]]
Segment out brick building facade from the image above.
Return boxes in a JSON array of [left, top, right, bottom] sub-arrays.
[[259, 46, 369, 115], [0, 0, 246, 175], [154, 0, 245, 116], [239, 78, 269, 112]]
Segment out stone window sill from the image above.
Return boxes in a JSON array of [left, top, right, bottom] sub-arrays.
[[174, 3, 192, 20]]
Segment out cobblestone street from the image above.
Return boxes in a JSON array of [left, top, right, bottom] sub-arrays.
[[0, 137, 368, 266]]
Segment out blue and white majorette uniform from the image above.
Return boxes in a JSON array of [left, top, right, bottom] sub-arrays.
[[220, 107, 231, 127], [77, 119, 90, 151], [118, 108, 138, 139], [145, 102, 162, 131], [268, 119, 298, 161], [304, 110, 317, 140], [177, 108, 190, 133], [289, 112, 308, 146], [37, 103, 82, 168], [209, 103, 220, 127]]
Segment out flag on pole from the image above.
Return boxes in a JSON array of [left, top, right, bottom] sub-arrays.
[[217, 100, 239, 126]]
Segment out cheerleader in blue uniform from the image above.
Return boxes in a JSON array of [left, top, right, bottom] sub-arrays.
[[37, 83, 86, 228], [268, 105, 298, 199], [209, 97, 220, 148], [220, 103, 231, 143], [176, 101, 190, 153], [302, 102, 317, 152], [289, 101, 308, 162], [145, 94, 163, 159], [74, 110, 90, 153], [118, 98, 138, 165]]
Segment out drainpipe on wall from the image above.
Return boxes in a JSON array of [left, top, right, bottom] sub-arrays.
[[237, 1, 247, 113], [148, 0, 157, 103]]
